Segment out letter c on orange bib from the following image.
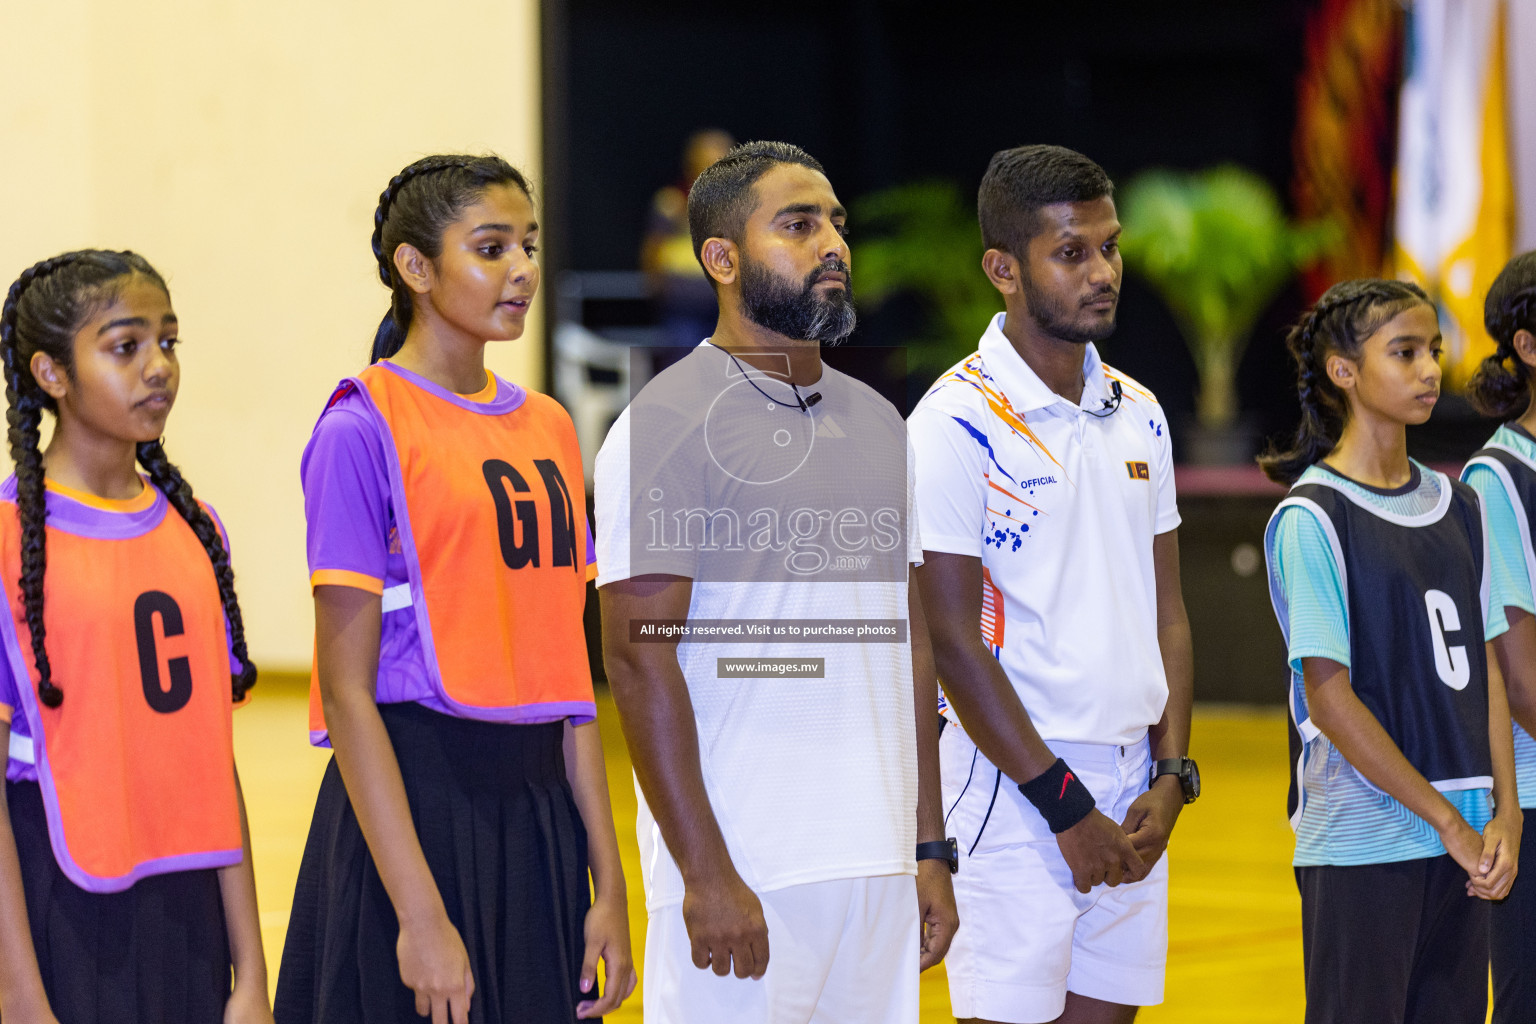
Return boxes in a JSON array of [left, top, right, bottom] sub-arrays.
[[0, 488, 242, 893]]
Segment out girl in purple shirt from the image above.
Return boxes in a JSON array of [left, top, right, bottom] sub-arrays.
[[274, 155, 634, 1024]]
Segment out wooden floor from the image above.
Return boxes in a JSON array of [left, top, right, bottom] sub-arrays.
[[238, 679, 1309, 1021]]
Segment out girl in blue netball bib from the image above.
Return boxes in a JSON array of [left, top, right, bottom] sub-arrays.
[[1461, 250, 1536, 1024], [1259, 278, 1520, 1024]]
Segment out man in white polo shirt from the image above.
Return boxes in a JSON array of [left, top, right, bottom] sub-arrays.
[[909, 144, 1197, 1024]]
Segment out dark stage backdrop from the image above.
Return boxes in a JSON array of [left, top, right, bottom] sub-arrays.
[[552, 0, 1315, 449], [551, 1, 1506, 703], [553, 1, 1503, 702]]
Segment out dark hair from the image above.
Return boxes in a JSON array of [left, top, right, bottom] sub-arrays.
[[686, 140, 826, 276], [1466, 251, 1536, 419], [0, 250, 258, 707], [978, 145, 1114, 257], [370, 154, 533, 363], [1258, 278, 1432, 485]]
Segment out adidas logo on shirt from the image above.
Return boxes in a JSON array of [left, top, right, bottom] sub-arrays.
[[815, 415, 846, 439]]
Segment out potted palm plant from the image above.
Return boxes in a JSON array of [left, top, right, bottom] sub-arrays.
[[1118, 165, 1336, 463]]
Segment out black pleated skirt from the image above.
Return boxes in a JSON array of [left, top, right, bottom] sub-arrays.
[[273, 702, 592, 1024], [7, 778, 231, 1024]]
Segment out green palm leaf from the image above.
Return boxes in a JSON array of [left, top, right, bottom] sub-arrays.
[[851, 182, 1002, 378], [1119, 166, 1337, 428]]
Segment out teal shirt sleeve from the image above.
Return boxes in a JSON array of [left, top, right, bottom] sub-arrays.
[[1270, 505, 1352, 671], [1463, 463, 1534, 640]]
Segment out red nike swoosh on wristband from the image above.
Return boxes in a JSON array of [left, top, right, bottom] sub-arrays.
[[1060, 772, 1074, 800]]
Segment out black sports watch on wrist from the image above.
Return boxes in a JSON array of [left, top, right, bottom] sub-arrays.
[[1149, 757, 1201, 804], [916, 838, 959, 875]]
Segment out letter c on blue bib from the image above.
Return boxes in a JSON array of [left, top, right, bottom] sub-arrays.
[[1424, 589, 1470, 691]]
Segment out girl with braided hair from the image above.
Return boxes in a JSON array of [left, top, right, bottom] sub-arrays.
[[0, 250, 271, 1023], [274, 155, 634, 1024], [1460, 250, 1536, 1024], [1259, 278, 1520, 1023]]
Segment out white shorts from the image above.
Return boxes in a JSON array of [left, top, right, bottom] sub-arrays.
[[642, 873, 919, 1024], [940, 727, 1169, 1023]]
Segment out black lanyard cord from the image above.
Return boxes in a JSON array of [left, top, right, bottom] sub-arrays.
[[726, 351, 820, 413]]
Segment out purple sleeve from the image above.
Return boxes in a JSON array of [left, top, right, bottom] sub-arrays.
[[300, 396, 392, 588], [0, 520, 17, 720], [586, 521, 596, 568], [0, 645, 17, 719]]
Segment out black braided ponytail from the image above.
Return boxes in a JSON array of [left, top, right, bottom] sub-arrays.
[[0, 252, 103, 706], [370, 154, 533, 363], [135, 441, 258, 699], [0, 250, 257, 706], [1466, 251, 1536, 420], [1258, 278, 1432, 485]]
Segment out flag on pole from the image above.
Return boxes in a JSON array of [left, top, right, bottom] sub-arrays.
[[1292, 0, 1403, 300], [1510, 1, 1536, 251], [1391, 0, 1514, 388]]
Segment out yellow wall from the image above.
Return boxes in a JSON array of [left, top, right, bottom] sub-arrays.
[[0, 0, 543, 669]]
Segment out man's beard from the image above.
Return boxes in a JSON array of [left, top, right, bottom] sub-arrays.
[[740, 256, 857, 344], [1020, 270, 1116, 345]]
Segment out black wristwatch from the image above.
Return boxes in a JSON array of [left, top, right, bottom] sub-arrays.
[[916, 838, 959, 875], [1149, 757, 1201, 804]]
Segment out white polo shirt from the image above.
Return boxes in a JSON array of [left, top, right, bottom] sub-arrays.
[[909, 313, 1179, 747]]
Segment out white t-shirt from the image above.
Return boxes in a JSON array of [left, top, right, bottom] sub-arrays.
[[595, 342, 921, 909], [909, 313, 1179, 747]]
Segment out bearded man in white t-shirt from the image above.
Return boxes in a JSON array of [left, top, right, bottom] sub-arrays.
[[595, 140, 958, 1024], [908, 144, 1198, 1024]]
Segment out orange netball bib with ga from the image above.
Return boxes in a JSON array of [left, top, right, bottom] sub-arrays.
[[0, 480, 241, 893], [316, 363, 595, 722]]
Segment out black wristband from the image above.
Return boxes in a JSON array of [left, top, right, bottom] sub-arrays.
[[1018, 758, 1096, 834]]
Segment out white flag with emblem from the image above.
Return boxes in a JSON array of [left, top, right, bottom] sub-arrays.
[[1391, 0, 1513, 386]]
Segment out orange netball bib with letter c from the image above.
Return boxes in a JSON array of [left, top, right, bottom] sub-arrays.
[[0, 481, 241, 893]]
